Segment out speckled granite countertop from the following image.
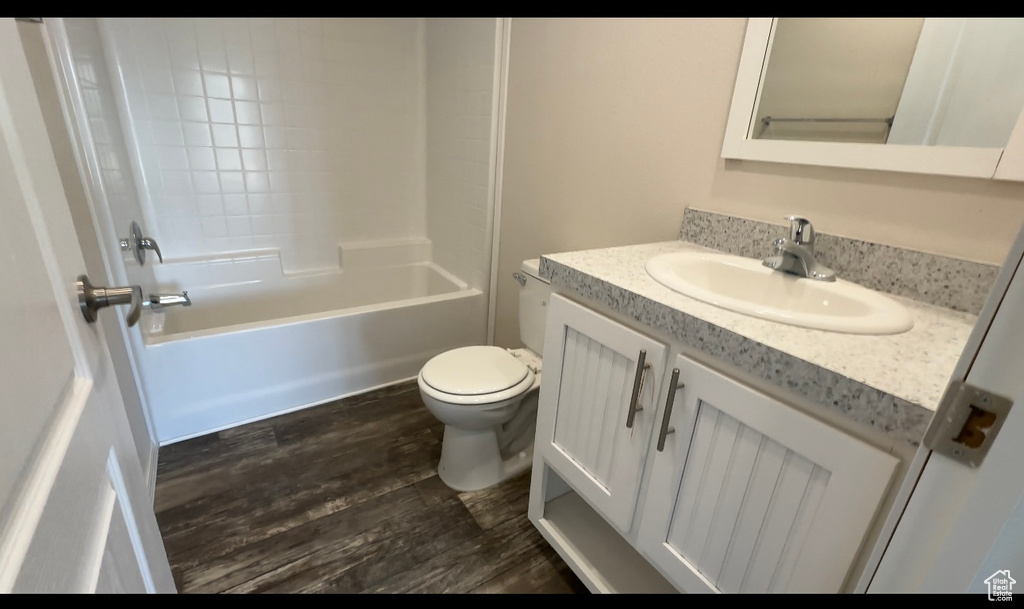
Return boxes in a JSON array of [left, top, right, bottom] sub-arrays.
[[540, 241, 979, 446]]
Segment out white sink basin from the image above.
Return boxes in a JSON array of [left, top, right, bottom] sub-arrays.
[[645, 252, 913, 335]]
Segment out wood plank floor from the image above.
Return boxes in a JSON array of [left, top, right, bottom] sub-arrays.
[[154, 381, 587, 594]]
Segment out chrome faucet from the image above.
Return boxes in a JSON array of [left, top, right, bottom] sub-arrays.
[[762, 216, 836, 282], [147, 292, 192, 311]]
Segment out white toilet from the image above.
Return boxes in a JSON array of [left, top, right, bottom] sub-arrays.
[[418, 259, 551, 491]]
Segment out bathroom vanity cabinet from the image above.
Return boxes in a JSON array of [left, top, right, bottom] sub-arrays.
[[529, 293, 900, 594]]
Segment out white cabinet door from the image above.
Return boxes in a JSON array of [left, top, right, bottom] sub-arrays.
[[637, 355, 898, 593], [536, 294, 667, 533]]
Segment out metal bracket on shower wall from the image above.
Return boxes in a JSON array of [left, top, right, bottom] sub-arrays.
[[15, 18, 43, 23]]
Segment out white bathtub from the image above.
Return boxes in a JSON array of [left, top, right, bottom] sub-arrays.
[[136, 256, 485, 444]]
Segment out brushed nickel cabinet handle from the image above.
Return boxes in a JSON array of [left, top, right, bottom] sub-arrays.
[[657, 368, 685, 452], [626, 349, 651, 429]]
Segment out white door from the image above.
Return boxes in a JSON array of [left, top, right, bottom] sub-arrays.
[[868, 219, 1024, 594], [0, 19, 173, 593]]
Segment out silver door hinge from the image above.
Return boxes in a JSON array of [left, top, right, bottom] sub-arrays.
[[924, 380, 1013, 468]]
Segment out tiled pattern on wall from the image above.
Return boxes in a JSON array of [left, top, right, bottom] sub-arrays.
[[425, 19, 497, 291], [99, 18, 428, 273], [64, 18, 157, 289]]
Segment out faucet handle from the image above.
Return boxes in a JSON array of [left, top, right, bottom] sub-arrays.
[[120, 220, 163, 265], [784, 215, 814, 246]]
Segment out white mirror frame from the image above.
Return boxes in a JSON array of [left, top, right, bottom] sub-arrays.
[[721, 18, 1024, 181]]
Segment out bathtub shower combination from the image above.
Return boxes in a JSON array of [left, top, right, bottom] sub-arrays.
[[50, 18, 504, 443]]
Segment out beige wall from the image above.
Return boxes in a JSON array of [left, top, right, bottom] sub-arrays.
[[494, 18, 1024, 348]]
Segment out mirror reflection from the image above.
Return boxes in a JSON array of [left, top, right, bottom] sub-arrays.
[[752, 18, 1024, 148]]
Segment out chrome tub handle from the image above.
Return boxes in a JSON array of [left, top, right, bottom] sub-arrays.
[[120, 220, 163, 265]]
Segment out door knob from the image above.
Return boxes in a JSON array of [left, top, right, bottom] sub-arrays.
[[76, 275, 143, 327], [120, 220, 162, 265]]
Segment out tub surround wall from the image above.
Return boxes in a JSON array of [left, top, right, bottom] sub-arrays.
[[61, 19, 158, 291], [425, 18, 499, 293], [681, 208, 1000, 315], [99, 18, 427, 273], [339, 237, 433, 271], [89, 17, 497, 283]]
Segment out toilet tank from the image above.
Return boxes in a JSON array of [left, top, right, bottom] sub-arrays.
[[518, 259, 551, 355]]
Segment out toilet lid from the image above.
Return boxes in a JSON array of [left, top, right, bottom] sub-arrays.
[[421, 346, 529, 396]]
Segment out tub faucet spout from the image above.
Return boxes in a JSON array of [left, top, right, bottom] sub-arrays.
[[148, 291, 191, 311]]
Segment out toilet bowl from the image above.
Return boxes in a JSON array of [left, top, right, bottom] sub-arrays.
[[417, 258, 551, 492], [418, 346, 541, 491]]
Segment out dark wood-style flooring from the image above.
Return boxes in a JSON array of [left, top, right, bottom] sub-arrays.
[[154, 381, 587, 594]]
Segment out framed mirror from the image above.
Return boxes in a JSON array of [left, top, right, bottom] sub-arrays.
[[722, 18, 1024, 181]]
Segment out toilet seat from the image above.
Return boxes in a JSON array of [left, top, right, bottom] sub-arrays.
[[419, 346, 537, 406]]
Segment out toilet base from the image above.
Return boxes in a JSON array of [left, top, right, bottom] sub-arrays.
[[437, 425, 534, 492]]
